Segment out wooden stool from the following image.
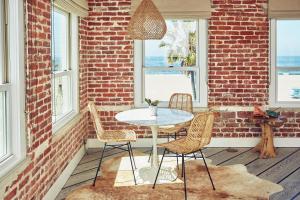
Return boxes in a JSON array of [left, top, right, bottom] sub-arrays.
[[252, 117, 286, 159]]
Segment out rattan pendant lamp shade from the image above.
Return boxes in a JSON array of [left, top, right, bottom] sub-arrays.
[[128, 0, 167, 40]]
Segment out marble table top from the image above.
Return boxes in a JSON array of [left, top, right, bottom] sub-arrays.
[[115, 108, 194, 126]]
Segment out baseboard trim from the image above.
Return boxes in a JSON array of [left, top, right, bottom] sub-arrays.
[[86, 138, 300, 148], [43, 145, 86, 200]]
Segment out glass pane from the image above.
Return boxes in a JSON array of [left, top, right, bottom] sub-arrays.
[[277, 71, 300, 101], [144, 19, 197, 68], [52, 9, 69, 71], [52, 75, 72, 122], [0, 91, 7, 159], [144, 70, 197, 101], [277, 20, 300, 67]]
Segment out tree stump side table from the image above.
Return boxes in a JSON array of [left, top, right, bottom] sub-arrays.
[[252, 116, 286, 159]]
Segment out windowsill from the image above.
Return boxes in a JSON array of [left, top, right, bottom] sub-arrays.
[[267, 106, 300, 112], [268, 102, 300, 110], [52, 110, 78, 134], [52, 111, 85, 142], [0, 157, 31, 199]]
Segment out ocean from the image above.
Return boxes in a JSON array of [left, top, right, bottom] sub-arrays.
[[278, 56, 300, 67], [144, 56, 185, 75], [144, 56, 300, 75]]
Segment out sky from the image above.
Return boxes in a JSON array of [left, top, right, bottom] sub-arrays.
[[52, 10, 68, 70], [144, 40, 167, 57], [277, 20, 300, 57]]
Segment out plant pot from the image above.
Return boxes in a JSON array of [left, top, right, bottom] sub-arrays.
[[149, 106, 158, 116]]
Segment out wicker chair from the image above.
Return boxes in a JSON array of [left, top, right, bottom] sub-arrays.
[[160, 93, 193, 135], [148, 93, 194, 162], [152, 112, 216, 200], [88, 102, 137, 186]]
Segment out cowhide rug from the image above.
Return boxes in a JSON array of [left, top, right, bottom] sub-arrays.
[[66, 151, 283, 200]]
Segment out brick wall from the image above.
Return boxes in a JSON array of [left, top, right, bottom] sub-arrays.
[[87, 0, 134, 106], [208, 0, 269, 106], [3, 1, 89, 200], [85, 0, 300, 139], [2, 0, 300, 199]]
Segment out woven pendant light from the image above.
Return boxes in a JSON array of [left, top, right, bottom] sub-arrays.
[[128, 0, 167, 40]]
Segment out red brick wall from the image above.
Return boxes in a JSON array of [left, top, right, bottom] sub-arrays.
[[87, 0, 134, 106], [3, 1, 89, 199], [85, 0, 300, 139], [3, 0, 300, 199], [208, 0, 269, 106]]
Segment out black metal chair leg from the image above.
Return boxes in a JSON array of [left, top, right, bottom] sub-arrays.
[[200, 149, 215, 190], [128, 142, 137, 169], [127, 143, 137, 185], [176, 154, 179, 171], [152, 148, 167, 189], [175, 133, 179, 170], [193, 153, 197, 160], [93, 143, 107, 186], [182, 154, 187, 200], [181, 155, 184, 177]]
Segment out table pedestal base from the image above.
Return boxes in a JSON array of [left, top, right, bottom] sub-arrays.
[[150, 126, 159, 168], [139, 166, 178, 184]]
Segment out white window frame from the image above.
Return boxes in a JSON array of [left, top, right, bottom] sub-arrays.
[[269, 19, 300, 107], [51, 7, 79, 133], [0, 0, 26, 178], [134, 19, 208, 108]]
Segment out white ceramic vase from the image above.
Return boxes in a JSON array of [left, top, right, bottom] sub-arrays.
[[149, 106, 158, 116]]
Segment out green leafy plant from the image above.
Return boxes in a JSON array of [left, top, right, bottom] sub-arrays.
[[145, 98, 159, 106]]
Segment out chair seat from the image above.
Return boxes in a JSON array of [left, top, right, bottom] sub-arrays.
[[158, 121, 191, 134], [98, 130, 137, 142], [158, 137, 198, 154]]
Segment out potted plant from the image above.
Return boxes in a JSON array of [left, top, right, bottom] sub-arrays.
[[145, 98, 159, 116]]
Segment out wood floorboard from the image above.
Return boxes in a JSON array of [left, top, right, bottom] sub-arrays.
[[246, 148, 299, 175], [64, 169, 97, 188], [56, 147, 300, 200], [208, 148, 250, 165], [86, 148, 102, 154], [270, 168, 300, 200], [219, 148, 258, 166], [78, 151, 101, 165], [74, 150, 129, 175], [56, 179, 93, 200], [292, 193, 300, 200], [201, 147, 227, 157], [79, 147, 147, 165], [258, 150, 300, 183]]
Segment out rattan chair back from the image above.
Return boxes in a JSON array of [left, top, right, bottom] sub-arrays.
[[88, 102, 105, 139], [169, 93, 193, 113], [186, 112, 215, 151]]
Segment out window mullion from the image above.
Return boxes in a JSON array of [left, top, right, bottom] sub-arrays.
[[52, 70, 72, 78], [0, 84, 11, 92], [276, 66, 300, 71], [143, 67, 198, 71]]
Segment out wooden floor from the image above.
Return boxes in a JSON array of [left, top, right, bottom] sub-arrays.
[[56, 147, 300, 200]]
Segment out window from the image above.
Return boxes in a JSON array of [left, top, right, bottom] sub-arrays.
[[0, 0, 25, 178], [270, 19, 300, 107], [134, 19, 208, 107], [0, 0, 8, 161], [51, 7, 78, 132]]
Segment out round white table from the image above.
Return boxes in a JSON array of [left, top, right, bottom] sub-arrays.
[[115, 108, 194, 169]]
